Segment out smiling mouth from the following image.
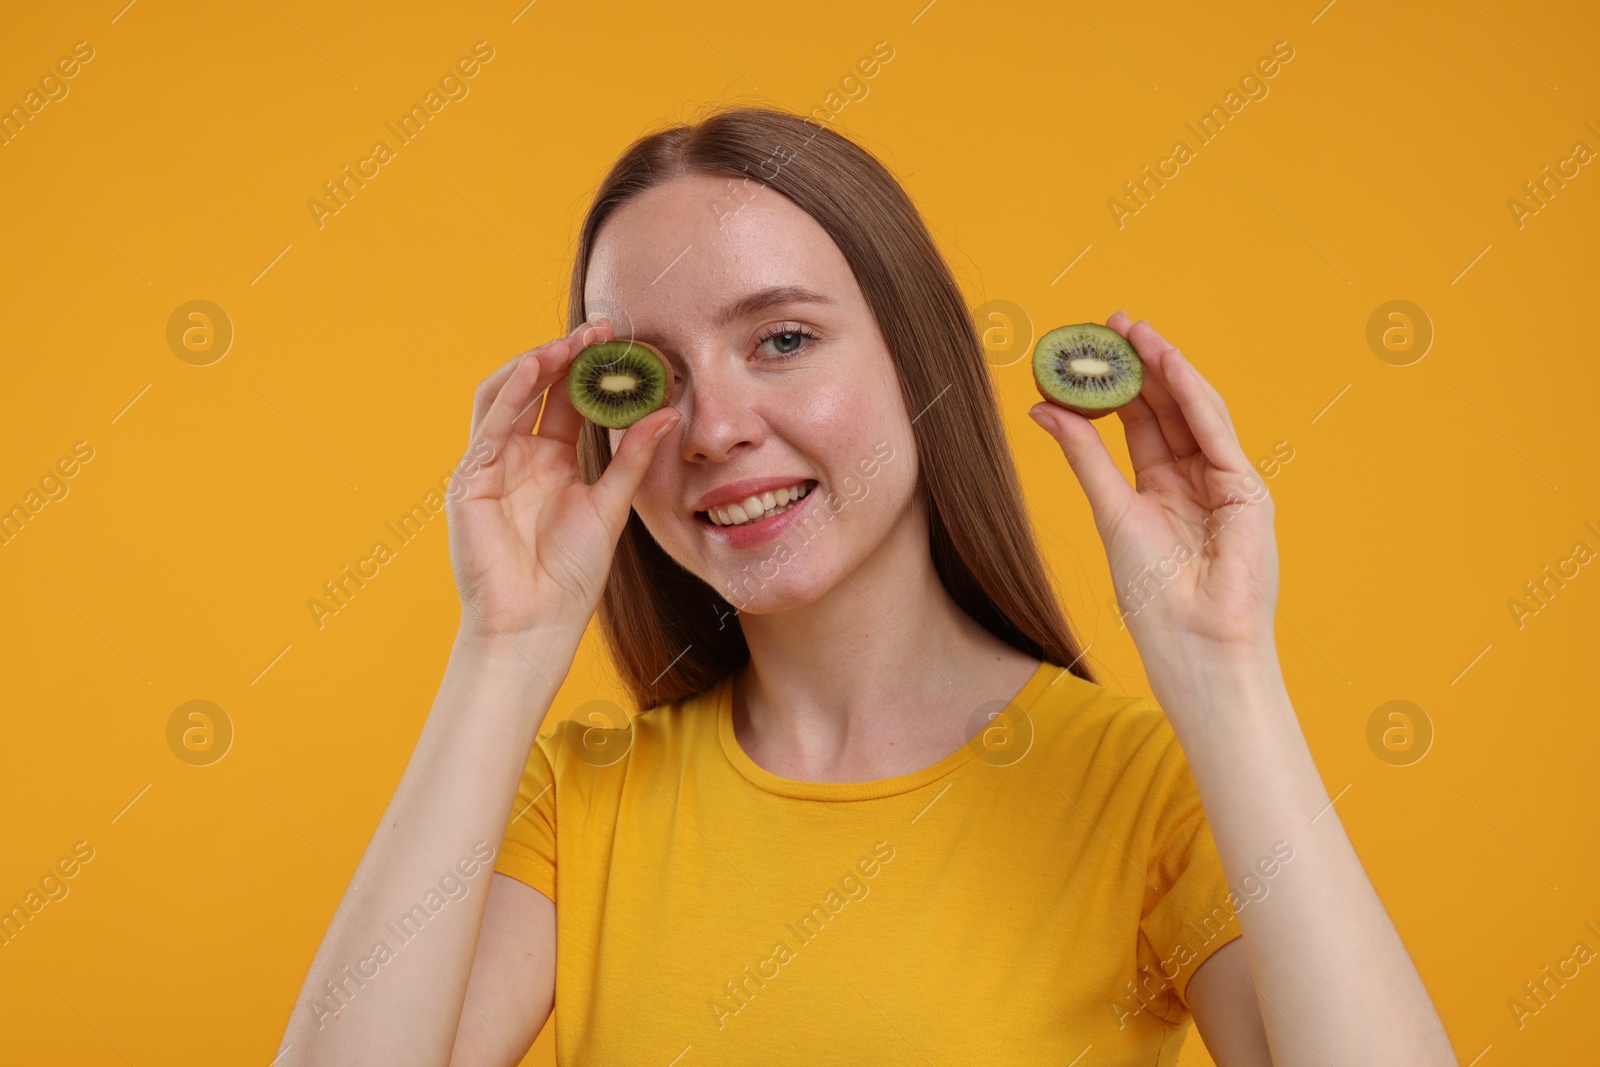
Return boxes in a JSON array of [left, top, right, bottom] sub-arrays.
[[696, 480, 818, 527]]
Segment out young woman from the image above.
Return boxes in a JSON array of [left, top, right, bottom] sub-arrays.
[[279, 106, 1457, 1066]]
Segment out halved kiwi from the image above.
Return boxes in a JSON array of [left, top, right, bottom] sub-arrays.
[[566, 339, 671, 428], [1031, 323, 1143, 420]]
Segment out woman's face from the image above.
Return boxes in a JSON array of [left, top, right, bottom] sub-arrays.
[[586, 172, 920, 615]]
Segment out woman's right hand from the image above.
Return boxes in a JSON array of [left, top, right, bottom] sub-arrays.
[[445, 316, 682, 642]]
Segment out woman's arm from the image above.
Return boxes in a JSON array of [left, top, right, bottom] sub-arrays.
[[1030, 312, 1456, 1066], [275, 315, 683, 1065], [448, 872, 557, 1065], [1155, 637, 1451, 1065], [277, 631, 569, 1065]]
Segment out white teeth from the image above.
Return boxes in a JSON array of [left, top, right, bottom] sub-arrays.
[[703, 481, 813, 528]]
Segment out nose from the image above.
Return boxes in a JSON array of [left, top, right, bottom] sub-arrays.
[[677, 358, 766, 463]]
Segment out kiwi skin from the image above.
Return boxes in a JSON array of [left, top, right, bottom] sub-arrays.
[[1031, 322, 1144, 420], [566, 339, 673, 429]]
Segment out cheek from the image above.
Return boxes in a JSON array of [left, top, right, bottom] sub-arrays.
[[635, 454, 680, 528]]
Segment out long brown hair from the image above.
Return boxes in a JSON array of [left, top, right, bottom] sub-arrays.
[[567, 104, 1096, 710]]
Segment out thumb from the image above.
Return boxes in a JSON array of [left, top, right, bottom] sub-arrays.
[[1028, 403, 1136, 526], [589, 406, 683, 527]]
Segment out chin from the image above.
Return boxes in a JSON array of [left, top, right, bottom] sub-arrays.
[[714, 559, 838, 616]]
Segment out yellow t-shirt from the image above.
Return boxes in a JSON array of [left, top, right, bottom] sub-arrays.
[[495, 658, 1243, 1064]]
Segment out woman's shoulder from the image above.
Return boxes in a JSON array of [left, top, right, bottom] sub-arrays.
[[1024, 660, 1186, 768], [533, 677, 724, 765]]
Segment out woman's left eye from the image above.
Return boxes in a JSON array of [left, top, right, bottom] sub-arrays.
[[756, 324, 820, 360]]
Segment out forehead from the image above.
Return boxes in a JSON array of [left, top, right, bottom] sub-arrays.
[[583, 173, 856, 335]]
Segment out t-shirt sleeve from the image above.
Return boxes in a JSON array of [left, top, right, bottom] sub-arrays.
[[1133, 701, 1242, 1017], [493, 728, 558, 903]]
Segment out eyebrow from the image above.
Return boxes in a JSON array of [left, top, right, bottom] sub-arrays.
[[626, 285, 838, 351]]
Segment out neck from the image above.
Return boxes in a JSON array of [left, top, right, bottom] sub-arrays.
[[732, 495, 1036, 780]]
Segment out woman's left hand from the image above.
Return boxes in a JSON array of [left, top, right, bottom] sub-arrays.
[[1029, 311, 1278, 653]]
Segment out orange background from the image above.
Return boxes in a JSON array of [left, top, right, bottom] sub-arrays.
[[2, 0, 1596, 1063]]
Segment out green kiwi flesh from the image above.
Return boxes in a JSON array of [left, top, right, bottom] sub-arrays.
[[1031, 323, 1143, 419], [567, 339, 670, 428]]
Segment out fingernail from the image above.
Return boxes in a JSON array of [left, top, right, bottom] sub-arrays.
[[653, 413, 681, 439]]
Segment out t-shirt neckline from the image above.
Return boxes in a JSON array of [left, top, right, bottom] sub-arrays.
[[716, 658, 1058, 801]]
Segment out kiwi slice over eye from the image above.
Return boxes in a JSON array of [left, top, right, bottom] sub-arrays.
[[1031, 323, 1143, 420], [566, 339, 671, 428]]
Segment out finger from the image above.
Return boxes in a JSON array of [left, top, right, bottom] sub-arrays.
[[534, 317, 615, 445], [470, 349, 533, 442], [1140, 321, 1238, 438], [587, 405, 684, 531], [1028, 402, 1138, 529], [1114, 394, 1173, 475], [1151, 340, 1253, 477], [479, 321, 607, 450], [1114, 316, 1202, 460]]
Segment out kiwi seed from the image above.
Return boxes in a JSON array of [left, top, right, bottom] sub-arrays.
[[566, 339, 671, 429], [1031, 323, 1143, 420]]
